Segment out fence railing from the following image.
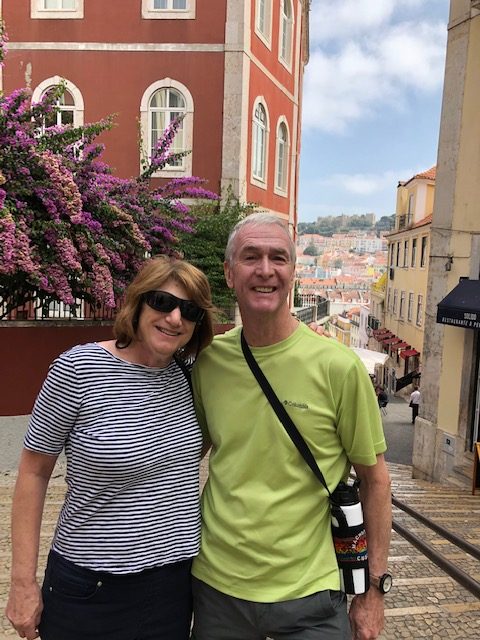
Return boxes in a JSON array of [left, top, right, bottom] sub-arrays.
[[1, 296, 235, 324], [0, 297, 117, 321]]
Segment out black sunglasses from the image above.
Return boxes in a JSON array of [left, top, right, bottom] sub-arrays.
[[143, 290, 205, 323]]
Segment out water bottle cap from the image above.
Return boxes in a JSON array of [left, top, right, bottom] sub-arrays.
[[330, 481, 359, 506]]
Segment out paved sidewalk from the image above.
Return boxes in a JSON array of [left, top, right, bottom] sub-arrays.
[[1, 401, 479, 639]]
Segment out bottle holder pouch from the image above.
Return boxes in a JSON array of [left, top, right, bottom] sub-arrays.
[[330, 499, 369, 594]]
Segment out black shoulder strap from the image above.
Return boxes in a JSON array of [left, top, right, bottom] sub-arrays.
[[174, 356, 193, 395], [240, 330, 331, 497]]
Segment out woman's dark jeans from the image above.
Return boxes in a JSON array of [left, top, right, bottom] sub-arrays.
[[39, 550, 192, 640]]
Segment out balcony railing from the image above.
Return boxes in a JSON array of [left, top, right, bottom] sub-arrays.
[[396, 214, 413, 230]]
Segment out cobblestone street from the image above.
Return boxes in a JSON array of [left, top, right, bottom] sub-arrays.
[[0, 460, 479, 639]]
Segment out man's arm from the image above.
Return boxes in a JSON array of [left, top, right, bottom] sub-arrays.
[[348, 454, 392, 640]]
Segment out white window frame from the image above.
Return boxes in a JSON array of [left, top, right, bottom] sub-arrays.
[[251, 97, 269, 189], [32, 77, 84, 127], [416, 294, 424, 326], [274, 117, 289, 196], [142, 0, 195, 19], [31, 0, 84, 19], [140, 79, 193, 178], [420, 236, 428, 268], [393, 289, 398, 315], [255, 0, 272, 48], [389, 244, 394, 267], [411, 237, 417, 267], [408, 193, 415, 215], [399, 290, 406, 319], [278, 0, 294, 70], [408, 292, 414, 322], [403, 240, 408, 267]]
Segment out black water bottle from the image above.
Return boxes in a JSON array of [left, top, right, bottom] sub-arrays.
[[330, 481, 369, 594]]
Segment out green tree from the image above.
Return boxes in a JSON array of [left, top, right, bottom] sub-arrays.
[[178, 189, 255, 318], [303, 243, 319, 256], [293, 279, 301, 307]]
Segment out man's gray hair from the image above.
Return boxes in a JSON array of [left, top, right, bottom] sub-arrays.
[[225, 213, 296, 264]]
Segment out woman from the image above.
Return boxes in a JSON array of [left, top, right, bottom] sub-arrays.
[[6, 257, 215, 640]]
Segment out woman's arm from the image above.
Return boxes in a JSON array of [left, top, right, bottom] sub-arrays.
[[6, 449, 58, 640]]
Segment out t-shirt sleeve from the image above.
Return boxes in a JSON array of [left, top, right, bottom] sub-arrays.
[[335, 356, 387, 465], [24, 353, 81, 455], [191, 359, 210, 446]]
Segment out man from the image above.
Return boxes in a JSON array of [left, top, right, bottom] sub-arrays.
[[191, 214, 392, 640], [375, 386, 389, 409], [409, 386, 421, 424]]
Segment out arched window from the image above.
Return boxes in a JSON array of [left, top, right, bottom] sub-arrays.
[[279, 0, 293, 68], [32, 77, 84, 127], [44, 88, 76, 127], [140, 79, 194, 177], [275, 119, 289, 194], [149, 88, 186, 167], [252, 100, 268, 184]]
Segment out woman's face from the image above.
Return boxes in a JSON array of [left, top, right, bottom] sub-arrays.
[[134, 278, 198, 368]]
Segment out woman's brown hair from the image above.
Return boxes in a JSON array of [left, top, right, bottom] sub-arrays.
[[113, 256, 215, 359]]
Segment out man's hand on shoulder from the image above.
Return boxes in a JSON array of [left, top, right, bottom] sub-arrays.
[[307, 322, 331, 338], [348, 587, 385, 640]]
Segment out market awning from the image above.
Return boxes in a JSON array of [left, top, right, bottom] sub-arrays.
[[437, 278, 480, 329], [400, 348, 420, 359], [373, 328, 389, 337], [352, 348, 389, 375], [391, 341, 410, 351], [377, 332, 394, 342], [382, 337, 402, 345]]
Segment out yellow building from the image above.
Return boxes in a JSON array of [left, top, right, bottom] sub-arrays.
[[369, 272, 387, 332], [376, 168, 435, 394], [414, 0, 480, 487], [330, 315, 351, 347]]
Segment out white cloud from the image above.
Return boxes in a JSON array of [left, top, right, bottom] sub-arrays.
[[320, 171, 399, 196], [309, 0, 438, 45], [303, 2, 448, 133], [309, 0, 397, 44]]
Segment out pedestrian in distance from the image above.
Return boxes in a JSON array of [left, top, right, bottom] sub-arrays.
[[375, 386, 389, 410], [190, 213, 393, 640], [6, 257, 215, 640], [409, 386, 421, 424]]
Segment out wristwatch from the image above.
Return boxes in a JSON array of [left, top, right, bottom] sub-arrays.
[[370, 572, 393, 594]]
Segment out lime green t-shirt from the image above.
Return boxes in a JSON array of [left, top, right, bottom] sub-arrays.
[[192, 323, 386, 602]]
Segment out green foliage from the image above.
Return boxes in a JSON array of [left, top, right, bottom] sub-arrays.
[[303, 243, 319, 256], [293, 279, 301, 307], [375, 215, 395, 233], [298, 213, 394, 237], [178, 188, 256, 316]]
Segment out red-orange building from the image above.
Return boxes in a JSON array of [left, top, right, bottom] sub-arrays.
[[1, 0, 309, 233]]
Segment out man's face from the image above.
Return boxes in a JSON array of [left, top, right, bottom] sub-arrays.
[[224, 224, 295, 318]]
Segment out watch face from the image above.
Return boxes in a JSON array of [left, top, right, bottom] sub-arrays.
[[381, 574, 393, 593]]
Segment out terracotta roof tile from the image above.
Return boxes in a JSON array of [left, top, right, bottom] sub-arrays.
[[403, 166, 436, 186], [413, 213, 433, 228]]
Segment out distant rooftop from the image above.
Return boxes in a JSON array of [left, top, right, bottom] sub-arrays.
[[399, 165, 436, 187]]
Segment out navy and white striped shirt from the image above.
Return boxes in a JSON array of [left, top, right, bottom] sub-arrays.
[[25, 343, 202, 574]]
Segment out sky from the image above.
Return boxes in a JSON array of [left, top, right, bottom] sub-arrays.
[[299, 0, 450, 222]]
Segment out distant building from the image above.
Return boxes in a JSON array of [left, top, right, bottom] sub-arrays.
[[372, 167, 435, 394], [330, 314, 351, 346], [414, 0, 480, 487]]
